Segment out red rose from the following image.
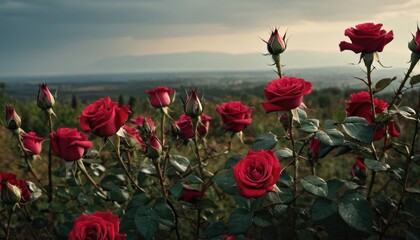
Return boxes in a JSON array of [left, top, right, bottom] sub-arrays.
[[409, 25, 420, 54], [0, 173, 31, 204], [216, 101, 253, 133], [50, 128, 93, 161], [184, 88, 203, 118], [176, 114, 212, 140], [267, 28, 286, 55], [130, 115, 155, 131], [37, 83, 55, 110], [261, 76, 312, 113], [308, 137, 321, 159], [122, 125, 145, 148], [69, 211, 126, 240], [345, 91, 399, 141], [339, 22, 394, 54], [79, 97, 130, 137], [22, 132, 44, 155], [232, 149, 281, 198], [146, 86, 173, 108], [145, 132, 162, 159], [180, 187, 203, 203]]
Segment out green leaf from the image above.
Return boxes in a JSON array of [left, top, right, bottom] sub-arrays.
[[169, 155, 190, 173], [204, 221, 227, 239], [154, 198, 175, 227], [406, 227, 420, 240], [127, 193, 151, 210], [374, 77, 396, 93], [301, 175, 328, 197], [277, 171, 293, 187], [251, 132, 278, 151], [299, 120, 319, 133], [404, 197, 420, 216], [169, 182, 183, 198], [341, 117, 375, 143], [253, 209, 272, 227], [110, 187, 130, 203], [364, 159, 387, 172], [213, 169, 238, 195], [135, 205, 160, 240], [312, 198, 337, 222], [228, 208, 253, 234], [275, 148, 293, 160], [224, 155, 243, 168], [185, 174, 203, 184], [316, 129, 344, 146], [273, 204, 288, 218], [338, 193, 373, 233], [410, 74, 420, 86]]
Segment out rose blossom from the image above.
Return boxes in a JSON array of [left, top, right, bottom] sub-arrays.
[[345, 91, 399, 141], [37, 83, 55, 110], [339, 22, 394, 54], [261, 76, 312, 113], [130, 115, 155, 131], [79, 97, 130, 137], [180, 187, 203, 203], [146, 86, 173, 108], [122, 125, 145, 149], [0, 173, 31, 204], [22, 132, 44, 155], [176, 114, 212, 140], [50, 128, 93, 161], [233, 149, 281, 198], [69, 211, 126, 240], [216, 101, 253, 133], [5, 106, 21, 131]]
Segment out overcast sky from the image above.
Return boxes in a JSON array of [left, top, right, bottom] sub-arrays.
[[1, 0, 419, 76]]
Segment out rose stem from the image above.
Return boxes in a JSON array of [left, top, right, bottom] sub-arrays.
[[192, 118, 205, 239], [77, 160, 107, 197], [47, 111, 53, 203], [288, 115, 297, 205], [5, 209, 13, 240], [387, 55, 419, 109], [16, 135, 48, 195], [380, 91, 419, 238], [107, 138, 143, 192], [273, 54, 282, 78]]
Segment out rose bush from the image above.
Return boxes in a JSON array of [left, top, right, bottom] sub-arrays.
[[261, 76, 312, 113], [232, 149, 281, 198], [339, 22, 394, 53], [69, 211, 126, 240], [49, 128, 93, 161], [216, 101, 253, 133]]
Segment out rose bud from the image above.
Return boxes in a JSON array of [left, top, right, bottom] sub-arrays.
[[22, 132, 45, 155], [184, 88, 203, 118], [37, 83, 55, 110], [145, 132, 162, 159], [197, 114, 212, 137], [233, 149, 281, 198], [131, 115, 155, 132], [345, 91, 399, 141], [339, 22, 393, 54], [261, 76, 312, 113], [49, 128, 93, 161], [1, 182, 22, 205], [266, 28, 287, 55], [122, 125, 145, 149], [176, 114, 194, 140], [408, 25, 420, 54], [69, 211, 126, 240], [5, 106, 22, 131], [307, 137, 321, 159], [79, 97, 130, 137], [146, 86, 173, 108], [351, 158, 367, 179], [216, 101, 253, 133], [180, 187, 203, 203]]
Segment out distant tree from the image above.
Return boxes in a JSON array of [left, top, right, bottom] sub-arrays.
[[118, 95, 124, 107], [128, 96, 137, 116], [71, 94, 78, 109]]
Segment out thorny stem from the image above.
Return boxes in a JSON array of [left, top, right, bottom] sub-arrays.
[[288, 115, 298, 205], [77, 160, 107, 197], [387, 57, 419, 109], [47, 112, 53, 203], [107, 138, 143, 193], [367, 143, 380, 200], [192, 118, 205, 239], [380, 91, 420, 239], [153, 160, 168, 199], [5, 208, 13, 240], [273, 54, 282, 78]]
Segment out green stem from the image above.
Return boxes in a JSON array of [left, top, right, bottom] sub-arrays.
[[107, 138, 143, 192], [47, 112, 53, 203], [192, 118, 205, 239], [273, 54, 282, 78], [5, 209, 13, 240], [77, 160, 107, 197], [160, 110, 166, 147]]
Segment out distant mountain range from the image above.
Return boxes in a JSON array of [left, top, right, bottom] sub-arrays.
[[87, 51, 364, 73]]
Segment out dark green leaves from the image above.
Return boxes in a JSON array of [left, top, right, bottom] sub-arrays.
[[228, 208, 253, 234], [341, 117, 375, 143], [338, 193, 373, 233], [301, 175, 328, 197], [252, 132, 277, 151], [316, 129, 344, 146], [373, 77, 396, 93], [169, 155, 190, 173], [134, 205, 160, 240], [364, 159, 388, 172], [410, 74, 420, 86], [205, 221, 227, 239], [213, 169, 238, 195]]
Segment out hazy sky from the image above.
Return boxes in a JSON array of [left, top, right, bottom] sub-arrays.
[[1, 0, 419, 76]]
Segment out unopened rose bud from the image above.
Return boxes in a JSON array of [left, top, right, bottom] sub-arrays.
[[5, 106, 22, 131], [1, 182, 22, 205], [184, 88, 203, 118], [351, 158, 367, 179], [267, 28, 287, 55], [146, 132, 162, 159], [37, 83, 55, 110], [180, 187, 203, 203]]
